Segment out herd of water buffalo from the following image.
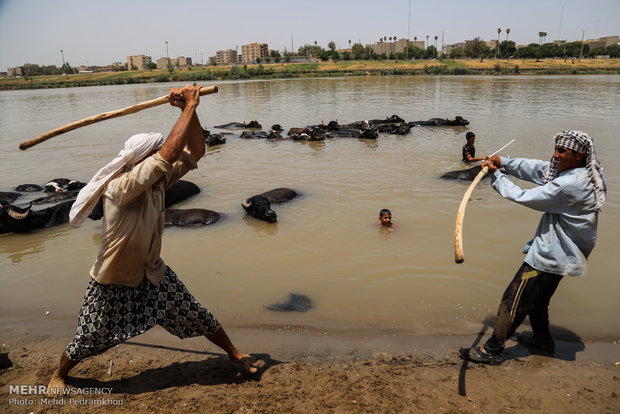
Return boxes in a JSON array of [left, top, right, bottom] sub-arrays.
[[1, 114, 483, 235]]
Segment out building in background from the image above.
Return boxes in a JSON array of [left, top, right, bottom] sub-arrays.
[[156, 56, 192, 69], [366, 38, 423, 56], [242, 42, 268, 64], [215, 49, 238, 66], [126, 55, 152, 70], [585, 36, 620, 49]]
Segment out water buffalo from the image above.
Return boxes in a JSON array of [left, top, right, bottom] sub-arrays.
[[440, 165, 487, 181], [0, 191, 21, 205], [266, 293, 312, 312], [242, 188, 298, 222], [0, 200, 74, 235], [32, 190, 81, 205], [202, 129, 226, 146], [214, 120, 262, 129], [164, 208, 220, 226], [240, 130, 283, 139], [408, 116, 469, 127], [15, 184, 43, 192], [81, 180, 200, 221], [374, 123, 411, 135], [367, 114, 406, 125]]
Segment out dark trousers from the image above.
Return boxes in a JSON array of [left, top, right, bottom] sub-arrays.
[[484, 262, 563, 355]]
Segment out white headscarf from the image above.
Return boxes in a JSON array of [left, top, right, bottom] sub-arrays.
[[69, 132, 166, 227], [543, 130, 606, 212]]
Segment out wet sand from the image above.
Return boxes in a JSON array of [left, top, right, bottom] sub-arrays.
[[1, 325, 619, 413]]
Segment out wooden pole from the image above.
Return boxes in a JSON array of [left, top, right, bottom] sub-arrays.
[[19, 85, 218, 150], [454, 166, 488, 263], [454, 139, 515, 263]]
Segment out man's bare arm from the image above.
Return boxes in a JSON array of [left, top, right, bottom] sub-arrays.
[[159, 84, 201, 164]]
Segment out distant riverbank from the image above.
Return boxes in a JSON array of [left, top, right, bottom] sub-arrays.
[[1, 58, 619, 90]]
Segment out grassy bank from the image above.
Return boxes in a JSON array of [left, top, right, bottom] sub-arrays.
[[2, 58, 619, 90]]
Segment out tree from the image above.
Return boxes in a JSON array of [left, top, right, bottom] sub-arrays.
[[434, 35, 439, 58], [146, 62, 157, 70], [496, 28, 501, 58], [61, 62, 75, 74], [538, 31, 548, 45], [328, 41, 336, 51], [464, 37, 491, 58], [351, 42, 365, 59], [499, 41, 516, 58], [506, 28, 511, 42], [449, 47, 465, 59]]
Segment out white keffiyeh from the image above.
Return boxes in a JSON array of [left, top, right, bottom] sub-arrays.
[[544, 130, 606, 212], [69, 132, 166, 227]]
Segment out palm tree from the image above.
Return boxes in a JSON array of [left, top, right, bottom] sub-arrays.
[[426, 35, 429, 49], [434, 35, 439, 58], [496, 28, 501, 58], [506, 28, 511, 42], [538, 32, 544, 45], [348, 39, 351, 50]]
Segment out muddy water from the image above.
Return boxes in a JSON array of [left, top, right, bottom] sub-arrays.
[[1, 76, 619, 343]]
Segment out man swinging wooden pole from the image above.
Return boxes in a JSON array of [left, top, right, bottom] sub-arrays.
[[458, 131, 606, 364], [19, 85, 218, 150], [46, 84, 257, 396]]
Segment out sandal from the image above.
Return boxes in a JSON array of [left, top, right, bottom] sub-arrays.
[[459, 346, 502, 365]]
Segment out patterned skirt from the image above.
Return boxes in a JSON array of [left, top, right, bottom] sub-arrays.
[[66, 267, 220, 361]]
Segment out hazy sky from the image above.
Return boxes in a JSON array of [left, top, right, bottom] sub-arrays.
[[1, 0, 619, 70]]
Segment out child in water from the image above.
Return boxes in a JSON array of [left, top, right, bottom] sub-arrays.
[[379, 209, 394, 231], [462, 132, 489, 163]]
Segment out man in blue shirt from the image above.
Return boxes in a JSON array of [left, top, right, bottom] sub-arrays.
[[460, 130, 607, 364]]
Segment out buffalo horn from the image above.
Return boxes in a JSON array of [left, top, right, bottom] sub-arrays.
[[8, 204, 31, 220]]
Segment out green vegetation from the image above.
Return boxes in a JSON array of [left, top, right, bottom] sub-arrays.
[[1, 58, 619, 90]]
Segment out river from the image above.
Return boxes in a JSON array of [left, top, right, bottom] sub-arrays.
[[1, 75, 619, 346]]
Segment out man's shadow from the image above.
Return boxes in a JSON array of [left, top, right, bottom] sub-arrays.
[[67, 341, 284, 394], [458, 316, 585, 396]]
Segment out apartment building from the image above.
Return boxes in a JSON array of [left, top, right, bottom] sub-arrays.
[[241, 42, 269, 64], [215, 49, 238, 66], [126, 55, 152, 70]]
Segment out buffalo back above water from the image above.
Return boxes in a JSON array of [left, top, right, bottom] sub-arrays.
[[164, 208, 220, 226], [440, 165, 484, 181]]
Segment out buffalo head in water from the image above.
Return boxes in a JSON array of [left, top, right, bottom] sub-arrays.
[[0, 200, 73, 235], [242, 188, 298, 223], [242, 195, 277, 222]]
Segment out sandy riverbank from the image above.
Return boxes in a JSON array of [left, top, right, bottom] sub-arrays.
[[1, 326, 618, 413]]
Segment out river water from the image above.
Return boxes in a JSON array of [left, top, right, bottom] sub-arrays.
[[1, 76, 619, 344]]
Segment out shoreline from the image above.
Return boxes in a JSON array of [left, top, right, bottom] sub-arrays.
[[2, 58, 619, 91], [1, 326, 618, 413]]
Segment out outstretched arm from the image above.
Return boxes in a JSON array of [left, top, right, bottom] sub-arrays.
[[466, 154, 489, 162]]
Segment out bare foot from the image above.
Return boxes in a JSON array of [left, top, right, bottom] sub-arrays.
[[47, 370, 68, 396], [231, 354, 259, 375]]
